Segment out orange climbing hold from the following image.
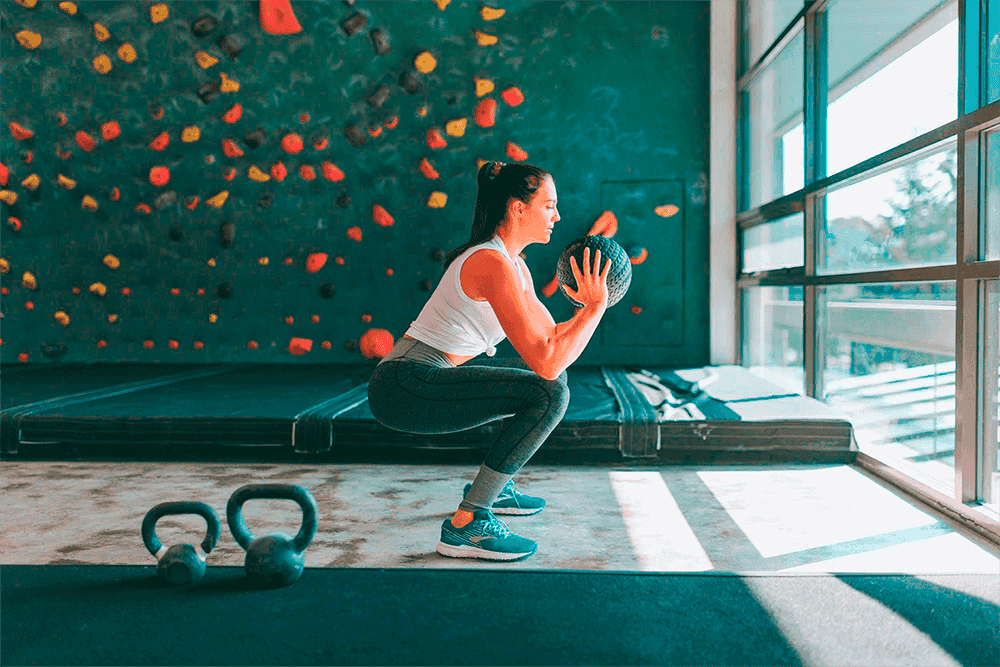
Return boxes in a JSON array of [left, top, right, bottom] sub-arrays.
[[629, 247, 648, 265], [222, 139, 244, 157], [419, 158, 440, 179], [501, 87, 524, 106], [506, 141, 528, 161], [75, 131, 95, 152], [281, 133, 304, 153], [474, 98, 496, 127], [149, 166, 170, 187], [347, 226, 363, 242], [299, 164, 316, 180], [587, 210, 618, 237], [149, 131, 169, 151], [373, 205, 394, 227], [135, 203, 152, 214], [288, 337, 313, 356], [312, 136, 328, 150], [109, 187, 120, 201], [321, 162, 344, 182], [360, 329, 394, 359], [9, 122, 34, 141], [223, 166, 237, 181], [384, 116, 399, 129], [260, 0, 303, 35], [101, 121, 120, 141], [654, 204, 680, 218], [270, 162, 288, 181], [427, 128, 447, 149], [305, 253, 328, 273], [222, 104, 242, 124]]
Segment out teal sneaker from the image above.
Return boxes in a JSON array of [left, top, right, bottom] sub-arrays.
[[463, 479, 546, 515], [436, 509, 537, 561]]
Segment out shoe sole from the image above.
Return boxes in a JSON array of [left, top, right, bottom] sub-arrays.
[[436, 541, 536, 561], [491, 506, 544, 516]]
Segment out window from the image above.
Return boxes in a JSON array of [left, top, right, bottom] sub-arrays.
[[985, 127, 1000, 261], [985, 282, 1000, 514], [742, 0, 803, 73], [743, 285, 805, 394], [820, 282, 956, 496], [818, 139, 956, 274], [989, 0, 1000, 105], [742, 213, 804, 272], [825, 0, 958, 177]]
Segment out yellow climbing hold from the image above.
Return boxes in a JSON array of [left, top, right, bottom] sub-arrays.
[[54, 311, 71, 327], [195, 50, 219, 69], [427, 192, 448, 208], [475, 30, 498, 46], [220, 73, 240, 92], [20, 174, 40, 191], [435, 0, 450, 9], [206, 191, 229, 208], [474, 78, 494, 97], [118, 43, 137, 63], [93, 55, 113, 74], [15, 30, 42, 50], [94, 23, 110, 42], [15, 0, 38, 7], [208, 313, 219, 324], [181, 126, 201, 143], [445, 118, 467, 137], [0, 259, 8, 274], [57, 174, 76, 189], [103, 254, 120, 269], [414, 51, 437, 73], [480, 6, 505, 20], [58, 2, 77, 15], [655, 204, 680, 218], [248, 166, 271, 182], [150, 3, 169, 23], [417, 106, 428, 117], [22, 272, 38, 290], [81, 195, 98, 212], [89, 282, 108, 297], [0, 191, 17, 205]]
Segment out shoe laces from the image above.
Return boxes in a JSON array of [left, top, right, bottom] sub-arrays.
[[482, 514, 511, 539]]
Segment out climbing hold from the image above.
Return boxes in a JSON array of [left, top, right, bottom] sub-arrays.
[[368, 126, 383, 138], [182, 126, 201, 142], [20, 174, 39, 191], [501, 87, 524, 106], [22, 272, 38, 290], [220, 73, 240, 92], [445, 118, 467, 137], [281, 134, 304, 153], [400, 71, 421, 94], [54, 311, 71, 327], [8, 217, 22, 232], [109, 187, 120, 201], [259, 194, 274, 208], [9, 122, 33, 141], [418, 158, 439, 179], [135, 203, 151, 214], [0, 163, 8, 186], [474, 78, 494, 97], [118, 43, 137, 63], [19, 150, 32, 164], [347, 226, 362, 242], [248, 165, 270, 182], [474, 98, 496, 127], [305, 253, 327, 273], [260, 0, 303, 35], [312, 135, 328, 150], [75, 131, 95, 152], [219, 221, 236, 247], [288, 338, 313, 356], [373, 205, 394, 227], [59, 1, 77, 15], [150, 3, 169, 23], [89, 282, 109, 298], [15, 0, 38, 7], [93, 23, 111, 41], [192, 15, 218, 36], [149, 131, 169, 151], [415, 51, 437, 73], [56, 146, 72, 159], [195, 51, 219, 69], [4, 190, 21, 205], [149, 103, 165, 119], [222, 166, 236, 180], [370, 28, 391, 55], [184, 196, 199, 209], [630, 305, 642, 314], [341, 13, 368, 37], [321, 162, 344, 181], [475, 30, 498, 46], [93, 55, 114, 74], [270, 162, 288, 181], [337, 194, 350, 208], [427, 192, 447, 208], [427, 128, 447, 149], [435, 0, 450, 9], [81, 195, 98, 212], [629, 247, 648, 265], [218, 34, 244, 59], [149, 166, 170, 187], [299, 113, 311, 124], [654, 204, 679, 218], [206, 191, 229, 208], [154, 190, 177, 210], [480, 6, 505, 20], [223, 139, 244, 157], [506, 141, 528, 161], [360, 329, 394, 359], [222, 104, 242, 124], [244, 128, 266, 149], [384, 116, 399, 129], [198, 80, 221, 103], [587, 210, 618, 237], [367, 84, 392, 109], [57, 174, 76, 189], [101, 121, 120, 141], [344, 123, 366, 147], [15, 30, 41, 50], [299, 164, 316, 180]]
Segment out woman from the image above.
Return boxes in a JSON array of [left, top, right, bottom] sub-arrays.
[[367, 161, 611, 561]]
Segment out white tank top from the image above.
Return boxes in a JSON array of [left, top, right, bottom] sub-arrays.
[[405, 236, 526, 357]]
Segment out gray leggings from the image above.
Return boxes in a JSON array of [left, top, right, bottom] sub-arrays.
[[367, 338, 570, 478]]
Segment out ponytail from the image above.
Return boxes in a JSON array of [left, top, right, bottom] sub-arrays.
[[443, 161, 551, 270]]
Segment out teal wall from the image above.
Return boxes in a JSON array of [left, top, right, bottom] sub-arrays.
[[0, 0, 710, 366]]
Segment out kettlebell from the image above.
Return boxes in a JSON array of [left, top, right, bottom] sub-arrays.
[[141, 501, 221, 585], [226, 483, 318, 588], [557, 235, 632, 308]]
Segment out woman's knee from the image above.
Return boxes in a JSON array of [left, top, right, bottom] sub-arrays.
[[541, 375, 570, 418]]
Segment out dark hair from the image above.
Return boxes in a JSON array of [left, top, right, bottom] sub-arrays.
[[443, 161, 552, 270]]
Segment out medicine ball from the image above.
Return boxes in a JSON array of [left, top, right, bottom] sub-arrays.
[[557, 235, 632, 308]]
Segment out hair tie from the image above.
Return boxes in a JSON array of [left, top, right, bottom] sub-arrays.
[[489, 161, 505, 179]]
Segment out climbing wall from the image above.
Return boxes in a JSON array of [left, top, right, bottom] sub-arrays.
[[0, 0, 710, 366]]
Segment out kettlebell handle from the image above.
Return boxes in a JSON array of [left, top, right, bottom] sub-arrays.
[[141, 501, 221, 557], [226, 484, 318, 554]]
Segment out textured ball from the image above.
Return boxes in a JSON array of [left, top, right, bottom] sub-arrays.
[[557, 235, 632, 308], [360, 328, 394, 359]]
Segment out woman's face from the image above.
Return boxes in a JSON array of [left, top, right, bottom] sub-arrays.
[[517, 176, 560, 243]]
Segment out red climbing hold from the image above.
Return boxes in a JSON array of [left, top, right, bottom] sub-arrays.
[[9, 122, 33, 140], [360, 328, 394, 359], [321, 162, 345, 181], [305, 253, 328, 273], [101, 121, 121, 141], [373, 204, 394, 227], [0, 163, 7, 186], [299, 164, 316, 180], [75, 131, 96, 152], [426, 128, 447, 149], [501, 87, 524, 106], [222, 139, 244, 157], [281, 133, 304, 153], [260, 0, 303, 35], [288, 337, 313, 356], [475, 98, 496, 127], [149, 131, 169, 151], [149, 166, 170, 187], [223, 166, 236, 181], [222, 104, 242, 124], [270, 161, 288, 181]]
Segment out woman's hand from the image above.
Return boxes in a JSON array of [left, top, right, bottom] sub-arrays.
[[564, 247, 611, 308]]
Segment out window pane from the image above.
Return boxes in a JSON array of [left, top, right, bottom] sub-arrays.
[[742, 285, 805, 394], [826, 0, 957, 176], [742, 213, 804, 272], [818, 139, 956, 274], [744, 31, 804, 211], [820, 281, 956, 497], [742, 0, 803, 73], [985, 282, 999, 513], [989, 0, 1000, 105], [985, 127, 1000, 261]]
